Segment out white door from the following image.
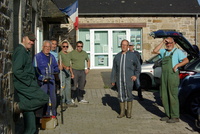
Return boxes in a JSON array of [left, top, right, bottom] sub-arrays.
[[90, 29, 130, 69]]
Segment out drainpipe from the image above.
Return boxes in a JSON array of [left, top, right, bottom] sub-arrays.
[[195, 14, 198, 46]]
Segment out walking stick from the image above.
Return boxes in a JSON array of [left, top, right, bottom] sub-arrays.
[[59, 55, 64, 124]]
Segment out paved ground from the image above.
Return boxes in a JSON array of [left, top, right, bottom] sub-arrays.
[[36, 69, 200, 134]]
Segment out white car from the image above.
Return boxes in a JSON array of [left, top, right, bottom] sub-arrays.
[[140, 54, 161, 89]]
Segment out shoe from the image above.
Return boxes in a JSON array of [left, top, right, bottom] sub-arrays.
[[13, 102, 21, 122], [117, 102, 125, 118], [166, 118, 180, 123], [71, 99, 75, 104], [66, 103, 78, 107], [78, 99, 89, 104], [160, 117, 169, 121], [52, 116, 58, 126]]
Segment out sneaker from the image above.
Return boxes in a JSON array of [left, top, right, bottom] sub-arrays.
[[51, 116, 58, 126], [166, 118, 180, 123], [71, 99, 75, 104], [160, 117, 169, 121], [79, 99, 89, 104], [66, 103, 78, 107]]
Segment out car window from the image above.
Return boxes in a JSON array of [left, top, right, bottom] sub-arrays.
[[146, 55, 160, 63], [186, 58, 200, 72]]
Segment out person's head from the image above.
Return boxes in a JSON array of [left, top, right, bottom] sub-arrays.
[[129, 42, 134, 51], [164, 37, 175, 51], [22, 32, 36, 50], [76, 41, 84, 52], [51, 39, 58, 51], [61, 41, 69, 52], [42, 40, 51, 55], [121, 39, 129, 53]]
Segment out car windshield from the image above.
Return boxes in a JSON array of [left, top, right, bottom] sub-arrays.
[[146, 55, 160, 63], [185, 58, 200, 72]]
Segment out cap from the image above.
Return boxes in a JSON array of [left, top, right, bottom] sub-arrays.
[[129, 42, 134, 46], [24, 32, 36, 41]]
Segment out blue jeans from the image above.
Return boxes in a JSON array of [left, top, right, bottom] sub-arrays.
[[60, 69, 72, 104]]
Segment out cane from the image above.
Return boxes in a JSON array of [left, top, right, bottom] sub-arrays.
[[59, 55, 64, 124]]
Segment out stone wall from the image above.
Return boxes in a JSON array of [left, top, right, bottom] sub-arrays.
[[0, 0, 44, 133], [0, 0, 14, 133], [79, 16, 199, 60]]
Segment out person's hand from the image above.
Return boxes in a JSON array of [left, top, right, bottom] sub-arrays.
[[85, 69, 89, 74], [111, 83, 115, 86], [173, 65, 179, 72], [43, 78, 50, 83], [71, 74, 74, 79], [59, 64, 63, 70], [131, 76, 137, 81]]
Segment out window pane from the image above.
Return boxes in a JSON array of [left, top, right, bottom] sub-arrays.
[[95, 55, 108, 66], [79, 29, 90, 51], [130, 29, 142, 51], [94, 31, 108, 53], [112, 31, 126, 53]]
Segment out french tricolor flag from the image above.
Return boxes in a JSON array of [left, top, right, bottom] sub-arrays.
[[60, 0, 78, 30]]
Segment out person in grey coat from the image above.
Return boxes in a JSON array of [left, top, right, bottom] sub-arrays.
[[111, 39, 141, 118]]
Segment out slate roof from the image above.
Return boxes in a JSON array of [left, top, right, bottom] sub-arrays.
[[53, 0, 200, 16]]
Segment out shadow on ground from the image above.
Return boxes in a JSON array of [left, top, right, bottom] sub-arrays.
[[138, 90, 166, 118], [102, 94, 120, 114], [180, 114, 200, 133], [101, 71, 112, 88]]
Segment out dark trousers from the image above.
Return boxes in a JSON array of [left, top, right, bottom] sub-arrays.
[[16, 84, 48, 134], [71, 69, 86, 101], [134, 78, 143, 98], [23, 112, 36, 134]]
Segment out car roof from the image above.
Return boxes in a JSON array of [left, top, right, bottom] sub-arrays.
[[150, 30, 199, 60]]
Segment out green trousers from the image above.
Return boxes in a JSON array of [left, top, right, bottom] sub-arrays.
[[161, 52, 180, 118], [23, 112, 36, 134]]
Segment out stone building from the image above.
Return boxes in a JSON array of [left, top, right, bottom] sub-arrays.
[[0, 0, 67, 133], [54, 0, 200, 69]]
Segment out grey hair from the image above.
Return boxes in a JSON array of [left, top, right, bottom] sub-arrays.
[[42, 40, 52, 46]]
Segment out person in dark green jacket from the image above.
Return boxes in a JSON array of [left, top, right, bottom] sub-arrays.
[[12, 32, 49, 134]]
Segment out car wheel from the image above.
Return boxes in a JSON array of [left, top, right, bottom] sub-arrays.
[[140, 74, 152, 89], [186, 93, 200, 117]]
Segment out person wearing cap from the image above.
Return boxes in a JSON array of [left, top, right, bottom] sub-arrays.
[[153, 37, 189, 123], [111, 39, 141, 118], [129, 42, 143, 101], [12, 32, 49, 133]]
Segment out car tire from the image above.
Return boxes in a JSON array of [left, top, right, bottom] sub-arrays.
[[140, 74, 152, 89], [186, 92, 200, 117]]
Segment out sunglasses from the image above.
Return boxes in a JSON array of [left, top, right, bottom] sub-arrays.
[[63, 46, 68, 48], [77, 46, 83, 48]]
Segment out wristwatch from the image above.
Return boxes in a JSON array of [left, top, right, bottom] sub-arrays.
[[87, 68, 90, 70]]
